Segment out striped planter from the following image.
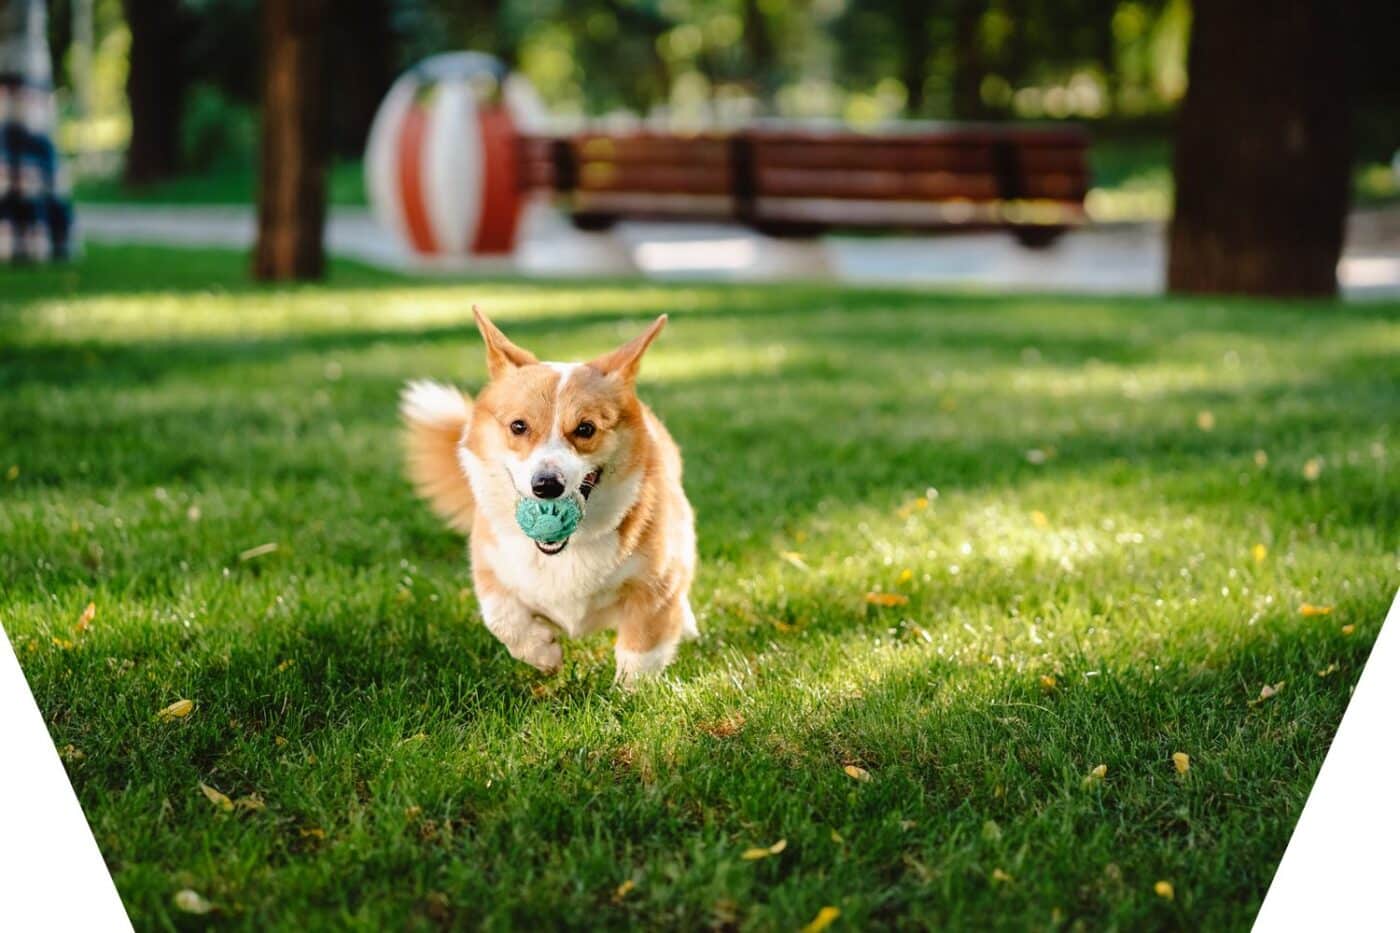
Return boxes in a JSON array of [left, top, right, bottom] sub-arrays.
[[365, 53, 526, 257]]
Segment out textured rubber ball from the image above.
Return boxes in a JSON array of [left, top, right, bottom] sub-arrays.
[[515, 497, 582, 544]]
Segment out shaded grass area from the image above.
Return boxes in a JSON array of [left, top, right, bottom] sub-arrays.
[[2, 245, 1397, 931], [72, 159, 368, 207]]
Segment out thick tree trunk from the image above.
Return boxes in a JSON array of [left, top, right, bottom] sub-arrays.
[[1167, 0, 1351, 297], [254, 0, 329, 282], [327, 0, 392, 156], [122, 0, 187, 185]]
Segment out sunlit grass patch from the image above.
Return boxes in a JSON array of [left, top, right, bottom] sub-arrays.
[[2, 244, 1396, 929]]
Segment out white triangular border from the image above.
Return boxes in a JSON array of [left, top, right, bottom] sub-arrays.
[[0, 626, 131, 931], [1254, 586, 1400, 931]]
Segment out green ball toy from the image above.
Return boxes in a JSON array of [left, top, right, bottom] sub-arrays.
[[515, 497, 582, 544]]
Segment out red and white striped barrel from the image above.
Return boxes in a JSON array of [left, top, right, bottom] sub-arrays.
[[365, 53, 540, 257]]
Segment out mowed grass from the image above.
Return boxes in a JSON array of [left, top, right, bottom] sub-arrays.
[[2, 245, 1397, 931]]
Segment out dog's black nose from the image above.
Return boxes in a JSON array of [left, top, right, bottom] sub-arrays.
[[531, 472, 566, 499]]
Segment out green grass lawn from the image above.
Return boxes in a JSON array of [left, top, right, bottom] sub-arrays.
[[2, 246, 1397, 930]]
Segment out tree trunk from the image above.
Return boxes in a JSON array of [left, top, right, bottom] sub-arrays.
[[742, 0, 776, 107], [254, 0, 329, 282], [950, 0, 986, 120], [899, 0, 932, 117], [1167, 0, 1351, 298], [122, 0, 187, 185], [327, 0, 392, 157]]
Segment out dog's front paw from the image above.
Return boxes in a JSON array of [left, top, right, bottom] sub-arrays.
[[519, 636, 563, 674]]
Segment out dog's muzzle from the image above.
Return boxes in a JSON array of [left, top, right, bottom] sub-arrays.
[[534, 468, 602, 556]]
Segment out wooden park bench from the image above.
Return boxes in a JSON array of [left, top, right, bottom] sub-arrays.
[[518, 124, 1090, 249]]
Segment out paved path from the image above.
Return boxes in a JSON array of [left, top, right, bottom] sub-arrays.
[[77, 202, 1400, 298]]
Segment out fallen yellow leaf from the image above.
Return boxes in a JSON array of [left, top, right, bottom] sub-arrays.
[[1317, 662, 1340, 678], [741, 838, 787, 860], [1251, 543, 1267, 564], [801, 906, 841, 933], [75, 602, 96, 634], [172, 889, 212, 915], [238, 542, 279, 562], [1172, 752, 1190, 774], [1299, 603, 1333, 617], [991, 867, 1014, 884], [863, 592, 908, 607], [779, 550, 810, 572], [1039, 674, 1057, 690], [1083, 763, 1108, 787], [1250, 681, 1286, 706], [157, 699, 194, 721], [234, 794, 266, 812], [299, 826, 326, 839], [199, 782, 234, 812], [830, 829, 844, 844], [612, 879, 636, 902], [844, 764, 871, 782], [1341, 624, 1355, 636], [1154, 880, 1174, 900], [274, 735, 288, 747]]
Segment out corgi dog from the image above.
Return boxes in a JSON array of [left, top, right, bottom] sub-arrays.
[[399, 308, 697, 684]]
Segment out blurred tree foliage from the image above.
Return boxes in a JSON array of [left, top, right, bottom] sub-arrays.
[[46, 0, 1400, 171]]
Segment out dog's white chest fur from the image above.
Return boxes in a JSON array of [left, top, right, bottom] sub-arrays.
[[488, 531, 639, 637]]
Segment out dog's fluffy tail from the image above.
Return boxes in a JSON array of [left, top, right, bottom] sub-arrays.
[[400, 380, 475, 534]]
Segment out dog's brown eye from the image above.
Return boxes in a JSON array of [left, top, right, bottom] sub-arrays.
[[509, 419, 527, 436], [575, 421, 596, 439]]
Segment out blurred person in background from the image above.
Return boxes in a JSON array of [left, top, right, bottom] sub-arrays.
[[0, 0, 74, 262]]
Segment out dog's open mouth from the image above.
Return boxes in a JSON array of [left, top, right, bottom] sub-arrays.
[[533, 468, 602, 556]]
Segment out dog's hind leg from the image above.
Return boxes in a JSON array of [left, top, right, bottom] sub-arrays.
[[613, 591, 688, 688]]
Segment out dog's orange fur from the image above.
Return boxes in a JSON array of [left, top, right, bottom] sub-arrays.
[[401, 308, 697, 683]]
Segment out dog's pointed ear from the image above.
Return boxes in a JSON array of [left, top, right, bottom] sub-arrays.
[[589, 315, 667, 386], [474, 306, 538, 380]]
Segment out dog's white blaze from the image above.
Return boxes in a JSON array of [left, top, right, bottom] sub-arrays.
[[503, 362, 592, 500]]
